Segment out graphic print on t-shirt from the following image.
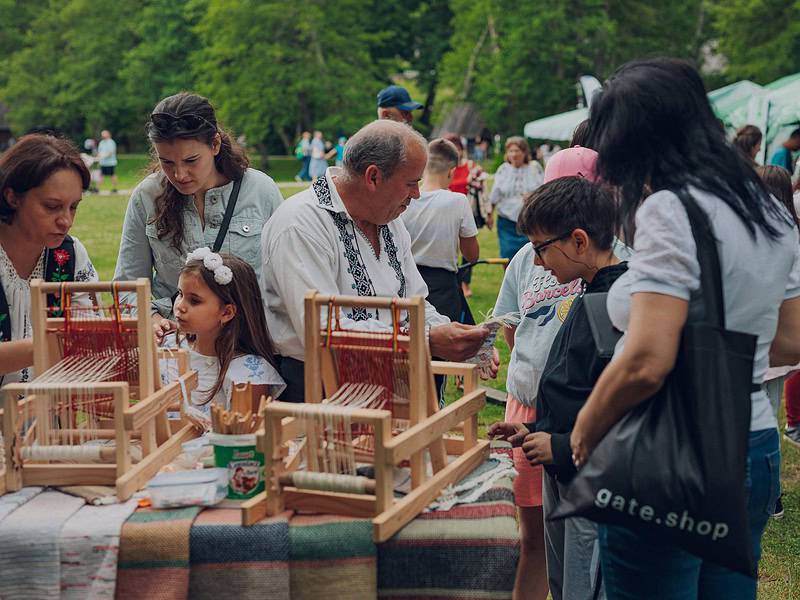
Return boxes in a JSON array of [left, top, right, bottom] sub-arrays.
[[522, 272, 581, 326]]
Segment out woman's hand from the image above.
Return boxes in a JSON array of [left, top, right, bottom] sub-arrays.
[[152, 312, 177, 345], [487, 421, 529, 447], [486, 211, 494, 230], [569, 292, 689, 468], [570, 408, 600, 468]]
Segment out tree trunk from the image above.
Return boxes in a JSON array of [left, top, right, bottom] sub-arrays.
[[276, 129, 292, 155], [462, 26, 489, 100], [419, 75, 438, 127]]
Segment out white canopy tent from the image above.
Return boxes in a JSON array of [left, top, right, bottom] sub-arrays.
[[523, 107, 588, 142], [522, 77, 798, 157]]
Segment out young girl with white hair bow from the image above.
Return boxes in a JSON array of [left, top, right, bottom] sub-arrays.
[[159, 248, 284, 425]]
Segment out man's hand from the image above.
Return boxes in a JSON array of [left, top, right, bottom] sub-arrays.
[[487, 421, 529, 447], [152, 313, 177, 345], [429, 322, 489, 362], [522, 432, 553, 465], [486, 211, 494, 230]]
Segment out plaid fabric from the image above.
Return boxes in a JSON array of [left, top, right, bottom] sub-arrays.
[[188, 508, 290, 600], [116, 506, 200, 600]]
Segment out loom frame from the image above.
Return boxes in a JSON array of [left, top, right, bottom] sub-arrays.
[[242, 291, 489, 542], [1, 279, 198, 500]]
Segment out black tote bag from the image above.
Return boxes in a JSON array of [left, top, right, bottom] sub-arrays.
[[551, 191, 757, 577]]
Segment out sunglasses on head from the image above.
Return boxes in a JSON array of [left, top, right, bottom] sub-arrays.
[[150, 112, 216, 133]]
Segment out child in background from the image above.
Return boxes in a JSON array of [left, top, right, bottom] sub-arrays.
[[160, 249, 285, 425], [488, 146, 602, 600], [401, 138, 479, 324], [335, 136, 346, 167], [402, 138, 479, 402]]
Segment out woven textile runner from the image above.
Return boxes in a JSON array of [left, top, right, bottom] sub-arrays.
[[115, 506, 201, 600], [289, 515, 377, 599], [108, 456, 518, 600], [377, 468, 519, 599], [0, 486, 42, 521], [0, 490, 85, 600], [188, 508, 290, 600], [60, 499, 139, 600]]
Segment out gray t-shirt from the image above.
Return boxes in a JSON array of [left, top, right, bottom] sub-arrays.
[[607, 187, 800, 431], [401, 189, 478, 272], [494, 243, 582, 405]]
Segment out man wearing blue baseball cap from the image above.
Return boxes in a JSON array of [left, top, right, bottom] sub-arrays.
[[377, 85, 424, 124]]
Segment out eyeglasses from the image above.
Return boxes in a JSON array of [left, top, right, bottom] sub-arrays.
[[150, 112, 216, 133], [532, 231, 572, 259]]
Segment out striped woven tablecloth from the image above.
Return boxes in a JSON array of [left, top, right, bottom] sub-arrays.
[[114, 457, 519, 600]]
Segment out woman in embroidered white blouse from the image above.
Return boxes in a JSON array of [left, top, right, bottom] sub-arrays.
[[0, 135, 99, 385], [489, 137, 544, 260]]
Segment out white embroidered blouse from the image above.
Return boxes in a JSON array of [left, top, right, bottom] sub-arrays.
[[0, 237, 98, 385], [260, 167, 450, 361], [489, 162, 544, 222], [159, 334, 286, 414]]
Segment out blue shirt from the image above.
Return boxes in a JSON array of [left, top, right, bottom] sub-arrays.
[[769, 146, 794, 172], [97, 138, 117, 167]]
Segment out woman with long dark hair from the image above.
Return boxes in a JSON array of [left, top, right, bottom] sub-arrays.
[[114, 92, 282, 339], [569, 58, 800, 598]]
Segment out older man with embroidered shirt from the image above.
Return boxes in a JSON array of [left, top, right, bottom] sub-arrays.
[[260, 120, 492, 401]]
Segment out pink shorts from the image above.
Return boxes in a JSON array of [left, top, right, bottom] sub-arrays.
[[505, 394, 543, 508]]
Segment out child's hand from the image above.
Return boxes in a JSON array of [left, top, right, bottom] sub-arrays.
[[152, 313, 177, 345], [479, 347, 501, 379], [487, 421, 529, 447], [522, 432, 553, 465]]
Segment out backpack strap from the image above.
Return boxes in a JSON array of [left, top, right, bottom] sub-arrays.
[[43, 235, 77, 317]]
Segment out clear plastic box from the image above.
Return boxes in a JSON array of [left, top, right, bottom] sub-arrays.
[[146, 468, 228, 508]]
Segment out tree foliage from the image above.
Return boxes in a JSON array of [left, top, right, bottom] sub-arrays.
[[438, 0, 709, 134], [0, 0, 797, 150], [193, 0, 382, 156], [711, 0, 800, 84]]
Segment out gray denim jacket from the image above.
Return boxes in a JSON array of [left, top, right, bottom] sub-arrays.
[[113, 168, 282, 316]]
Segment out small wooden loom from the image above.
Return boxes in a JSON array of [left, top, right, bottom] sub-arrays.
[[242, 291, 489, 541], [1, 279, 198, 500]]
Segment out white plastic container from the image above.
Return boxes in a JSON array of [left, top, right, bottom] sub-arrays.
[[147, 468, 228, 508]]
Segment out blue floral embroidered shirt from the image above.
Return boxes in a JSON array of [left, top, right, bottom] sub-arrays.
[[159, 334, 285, 413], [260, 167, 450, 361]]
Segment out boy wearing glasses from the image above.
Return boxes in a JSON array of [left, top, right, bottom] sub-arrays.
[[492, 174, 627, 600]]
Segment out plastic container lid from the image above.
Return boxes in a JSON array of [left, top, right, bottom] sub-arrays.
[[148, 468, 228, 488], [208, 433, 257, 447]]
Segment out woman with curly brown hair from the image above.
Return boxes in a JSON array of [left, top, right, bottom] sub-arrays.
[[113, 92, 282, 341]]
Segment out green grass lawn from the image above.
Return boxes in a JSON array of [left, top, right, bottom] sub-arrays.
[[96, 154, 324, 192], [96, 153, 501, 194], [69, 192, 800, 599]]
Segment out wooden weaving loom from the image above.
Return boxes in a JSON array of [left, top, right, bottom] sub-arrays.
[[1, 279, 198, 500], [242, 291, 490, 542]]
